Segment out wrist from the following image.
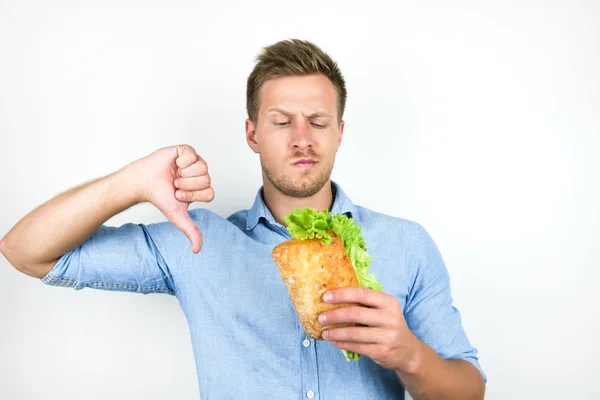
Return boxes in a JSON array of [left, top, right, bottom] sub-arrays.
[[113, 162, 148, 206], [396, 333, 426, 378]]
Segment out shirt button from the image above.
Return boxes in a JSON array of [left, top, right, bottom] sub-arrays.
[[302, 339, 311, 348], [306, 390, 315, 399]]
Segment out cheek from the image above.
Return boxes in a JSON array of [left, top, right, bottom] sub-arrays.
[[259, 132, 289, 153], [258, 138, 286, 164], [323, 136, 340, 153]]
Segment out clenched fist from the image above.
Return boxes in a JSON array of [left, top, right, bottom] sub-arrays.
[[131, 144, 214, 253]]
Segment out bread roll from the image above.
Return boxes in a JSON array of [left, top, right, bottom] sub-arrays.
[[272, 232, 361, 340]]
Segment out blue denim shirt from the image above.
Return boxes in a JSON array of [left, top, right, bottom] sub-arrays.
[[42, 182, 486, 399]]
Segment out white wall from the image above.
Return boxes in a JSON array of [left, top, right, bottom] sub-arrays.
[[1, 1, 598, 399]]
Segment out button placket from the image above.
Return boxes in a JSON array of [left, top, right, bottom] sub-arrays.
[[299, 326, 319, 400]]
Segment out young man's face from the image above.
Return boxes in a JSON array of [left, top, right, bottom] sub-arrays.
[[246, 74, 344, 198]]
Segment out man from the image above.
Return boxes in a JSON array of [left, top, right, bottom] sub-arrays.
[[0, 39, 486, 399]]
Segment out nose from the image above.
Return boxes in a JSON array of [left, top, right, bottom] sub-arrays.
[[290, 120, 313, 150]]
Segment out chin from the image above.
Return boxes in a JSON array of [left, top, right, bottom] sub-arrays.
[[283, 177, 330, 198], [262, 160, 333, 198]]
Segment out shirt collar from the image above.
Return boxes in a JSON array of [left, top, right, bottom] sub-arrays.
[[246, 181, 357, 231]]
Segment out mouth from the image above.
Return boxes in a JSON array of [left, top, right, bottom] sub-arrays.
[[292, 158, 317, 169]]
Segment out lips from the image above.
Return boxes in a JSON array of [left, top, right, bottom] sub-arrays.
[[293, 159, 317, 168]]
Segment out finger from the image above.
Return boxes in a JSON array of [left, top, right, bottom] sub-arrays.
[[175, 145, 199, 169], [174, 174, 211, 191], [322, 326, 383, 343], [175, 187, 215, 203], [318, 306, 384, 327], [165, 207, 203, 254], [178, 159, 208, 178], [323, 287, 392, 309]]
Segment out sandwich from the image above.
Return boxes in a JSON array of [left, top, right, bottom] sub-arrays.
[[271, 207, 383, 361]]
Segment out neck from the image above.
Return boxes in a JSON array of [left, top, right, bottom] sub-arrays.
[[262, 179, 335, 226]]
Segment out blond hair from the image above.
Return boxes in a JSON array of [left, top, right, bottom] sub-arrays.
[[246, 39, 347, 123]]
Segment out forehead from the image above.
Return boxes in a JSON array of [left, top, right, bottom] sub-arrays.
[[258, 74, 337, 116]]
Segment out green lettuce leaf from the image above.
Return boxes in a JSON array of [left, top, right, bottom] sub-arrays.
[[283, 207, 384, 361]]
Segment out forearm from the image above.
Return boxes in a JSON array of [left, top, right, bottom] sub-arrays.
[[0, 164, 142, 277], [399, 338, 485, 400]]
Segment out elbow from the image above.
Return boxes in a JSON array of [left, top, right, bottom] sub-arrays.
[[0, 235, 51, 278], [0, 235, 14, 267], [0, 235, 24, 272]]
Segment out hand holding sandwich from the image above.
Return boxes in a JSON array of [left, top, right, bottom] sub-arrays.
[[319, 287, 485, 400], [272, 207, 385, 361], [272, 207, 485, 400], [318, 286, 420, 373]]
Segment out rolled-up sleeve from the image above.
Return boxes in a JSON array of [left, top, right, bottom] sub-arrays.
[[41, 221, 182, 295], [405, 222, 487, 382]]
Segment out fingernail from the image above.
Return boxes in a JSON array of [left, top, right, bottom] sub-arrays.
[[322, 330, 329, 339], [177, 191, 184, 200], [323, 292, 332, 303], [174, 180, 179, 188], [318, 313, 326, 323]]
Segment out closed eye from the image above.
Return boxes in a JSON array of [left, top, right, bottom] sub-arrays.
[[311, 123, 327, 128], [276, 122, 290, 127]]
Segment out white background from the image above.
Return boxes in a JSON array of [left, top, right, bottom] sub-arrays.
[[1, 1, 599, 399]]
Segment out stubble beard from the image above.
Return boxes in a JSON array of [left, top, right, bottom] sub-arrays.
[[260, 151, 335, 198]]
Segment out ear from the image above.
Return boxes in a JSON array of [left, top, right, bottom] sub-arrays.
[[337, 120, 345, 149], [246, 118, 259, 153]]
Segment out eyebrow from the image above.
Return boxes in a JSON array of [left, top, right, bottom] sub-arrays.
[[265, 108, 292, 117], [265, 108, 332, 119], [306, 111, 332, 119]]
